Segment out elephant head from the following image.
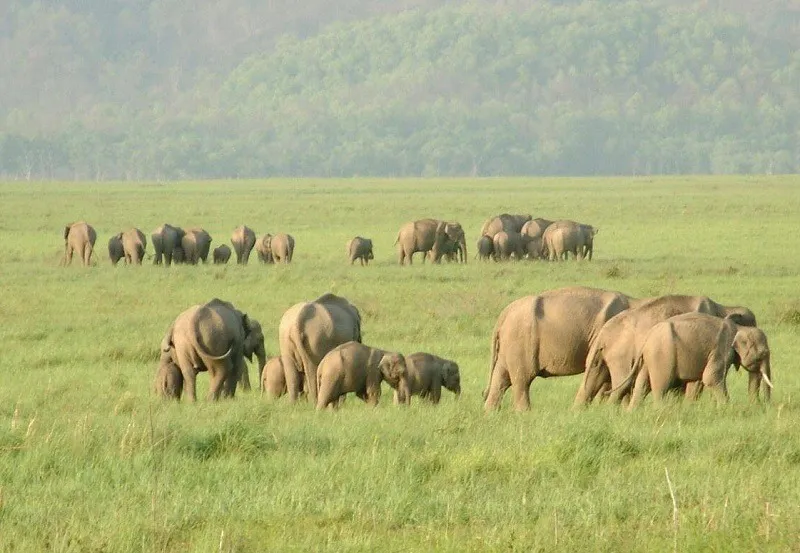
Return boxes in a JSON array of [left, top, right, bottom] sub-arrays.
[[436, 221, 467, 262], [155, 350, 183, 399], [242, 316, 267, 372], [379, 353, 410, 404], [441, 361, 461, 396], [724, 307, 757, 328], [731, 326, 772, 401]]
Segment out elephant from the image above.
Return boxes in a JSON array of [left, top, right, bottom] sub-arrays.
[[579, 224, 598, 260], [260, 356, 289, 398], [181, 228, 212, 264], [430, 234, 465, 263], [108, 234, 125, 265], [316, 341, 411, 409], [172, 245, 186, 264], [542, 220, 595, 261], [151, 224, 185, 266], [112, 228, 147, 265], [492, 231, 526, 261], [622, 313, 772, 409], [278, 292, 362, 404], [520, 218, 553, 240], [483, 286, 636, 411], [259, 233, 295, 264], [61, 221, 97, 266], [213, 244, 232, 264], [231, 225, 256, 264], [347, 236, 374, 265], [395, 219, 467, 265], [154, 351, 183, 400], [577, 294, 758, 406], [479, 214, 532, 238], [160, 298, 266, 401], [393, 352, 461, 405], [524, 236, 545, 260], [476, 235, 494, 260]]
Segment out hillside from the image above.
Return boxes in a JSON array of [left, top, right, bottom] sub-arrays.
[[1, 0, 799, 178]]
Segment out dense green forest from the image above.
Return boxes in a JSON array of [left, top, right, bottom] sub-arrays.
[[1, 0, 799, 179]]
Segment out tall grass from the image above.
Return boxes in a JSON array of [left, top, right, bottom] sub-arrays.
[[0, 176, 798, 551]]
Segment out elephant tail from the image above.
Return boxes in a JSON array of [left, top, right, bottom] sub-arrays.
[[611, 352, 642, 401], [483, 318, 502, 400]]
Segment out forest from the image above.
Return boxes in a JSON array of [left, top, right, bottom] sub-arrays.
[[1, 0, 799, 179]]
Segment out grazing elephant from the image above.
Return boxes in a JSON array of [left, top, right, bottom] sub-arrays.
[[213, 244, 231, 264], [231, 225, 256, 264], [116, 228, 147, 264], [347, 237, 374, 265], [160, 298, 265, 401], [180, 228, 212, 264], [108, 234, 125, 265], [577, 294, 758, 406], [260, 356, 290, 398], [430, 234, 465, 263], [483, 286, 636, 411], [255, 234, 273, 263], [476, 235, 494, 260], [480, 214, 532, 238], [623, 313, 772, 409], [151, 224, 185, 266], [520, 218, 553, 240], [395, 219, 467, 265], [492, 231, 526, 261], [524, 236, 545, 259], [393, 352, 461, 404], [259, 233, 294, 264], [154, 351, 183, 400], [542, 220, 595, 261], [279, 292, 362, 404], [316, 341, 411, 409], [61, 221, 97, 266]]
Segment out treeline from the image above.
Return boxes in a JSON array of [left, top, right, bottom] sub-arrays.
[[1, 0, 799, 179]]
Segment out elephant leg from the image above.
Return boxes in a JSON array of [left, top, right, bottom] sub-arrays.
[[284, 363, 303, 401], [165, 250, 172, 266], [511, 377, 533, 412], [685, 381, 704, 401], [574, 366, 609, 406], [483, 362, 511, 411], [628, 368, 651, 410], [304, 365, 319, 405], [208, 361, 232, 400], [182, 369, 198, 402], [238, 363, 252, 392]]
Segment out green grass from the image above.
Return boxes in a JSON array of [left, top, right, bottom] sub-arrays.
[[1, 176, 799, 552]]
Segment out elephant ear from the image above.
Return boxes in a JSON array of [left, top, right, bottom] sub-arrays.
[[64, 225, 72, 240], [435, 221, 448, 236], [160, 322, 175, 353]]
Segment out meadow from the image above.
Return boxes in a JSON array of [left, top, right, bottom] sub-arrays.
[[1, 176, 799, 552]]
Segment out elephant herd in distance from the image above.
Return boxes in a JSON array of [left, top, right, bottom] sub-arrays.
[[153, 286, 772, 412], [61, 221, 298, 267], [154, 293, 461, 407]]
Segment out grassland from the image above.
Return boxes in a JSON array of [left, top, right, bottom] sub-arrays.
[[0, 176, 799, 552]]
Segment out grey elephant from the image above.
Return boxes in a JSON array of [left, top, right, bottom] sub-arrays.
[[213, 244, 231, 264], [578, 224, 598, 260], [524, 236, 545, 260], [278, 292, 362, 404], [622, 313, 772, 409], [577, 294, 757, 406], [479, 214, 532, 238], [430, 234, 464, 263], [160, 298, 266, 401], [154, 351, 183, 400], [151, 224, 185, 266], [542, 220, 594, 261], [483, 286, 636, 411], [395, 219, 467, 265], [231, 225, 256, 264], [61, 221, 97, 266], [492, 231, 526, 261], [316, 341, 411, 409], [347, 236, 374, 265], [260, 356, 289, 398], [520, 218, 553, 240], [108, 234, 125, 265], [113, 228, 147, 265], [181, 228, 212, 264], [393, 352, 461, 405], [271, 233, 295, 263], [476, 235, 494, 260]]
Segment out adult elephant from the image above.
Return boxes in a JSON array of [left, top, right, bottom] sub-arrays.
[[151, 224, 185, 266], [429, 234, 465, 263], [480, 214, 532, 238], [624, 313, 772, 408], [520, 218, 553, 240], [181, 228, 212, 264], [542, 220, 592, 261], [270, 233, 295, 264], [483, 286, 636, 411], [120, 228, 146, 264], [61, 221, 97, 266], [160, 298, 265, 401], [396, 219, 467, 265], [577, 295, 757, 406], [278, 292, 362, 404], [231, 225, 256, 264]]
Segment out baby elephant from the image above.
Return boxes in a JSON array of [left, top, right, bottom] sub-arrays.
[[316, 341, 411, 409], [624, 312, 772, 409], [394, 352, 461, 404], [261, 356, 287, 398], [476, 235, 493, 261], [213, 244, 231, 264], [154, 351, 183, 400], [347, 236, 374, 265]]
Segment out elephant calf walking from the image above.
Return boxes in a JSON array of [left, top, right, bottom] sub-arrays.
[[394, 352, 461, 404]]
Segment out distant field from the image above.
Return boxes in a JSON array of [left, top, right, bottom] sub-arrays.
[[1, 176, 799, 552]]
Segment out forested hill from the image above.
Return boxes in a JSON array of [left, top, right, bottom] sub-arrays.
[[2, 0, 799, 179]]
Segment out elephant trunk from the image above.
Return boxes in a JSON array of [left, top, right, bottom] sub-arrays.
[[755, 358, 772, 401], [399, 378, 411, 406], [460, 235, 467, 264], [255, 345, 267, 384]]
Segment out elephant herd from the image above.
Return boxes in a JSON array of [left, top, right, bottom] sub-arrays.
[[153, 286, 771, 412], [155, 293, 461, 408], [60, 221, 297, 266]]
